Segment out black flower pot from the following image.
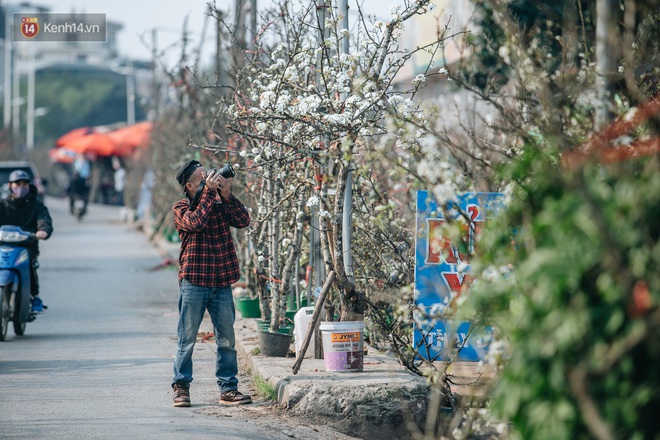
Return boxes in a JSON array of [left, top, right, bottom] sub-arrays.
[[257, 329, 293, 357]]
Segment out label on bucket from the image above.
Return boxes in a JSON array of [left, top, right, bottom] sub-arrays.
[[330, 342, 357, 352], [324, 349, 363, 371], [330, 332, 360, 343]]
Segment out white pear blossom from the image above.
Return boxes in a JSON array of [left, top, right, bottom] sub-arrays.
[[412, 74, 426, 85], [324, 113, 350, 126], [260, 91, 275, 109], [276, 94, 291, 112]]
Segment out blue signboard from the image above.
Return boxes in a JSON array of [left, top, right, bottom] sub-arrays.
[[413, 190, 504, 361]]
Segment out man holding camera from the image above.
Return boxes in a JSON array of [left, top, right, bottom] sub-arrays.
[[170, 159, 252, 407]]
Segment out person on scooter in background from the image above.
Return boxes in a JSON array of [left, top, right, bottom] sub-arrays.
[[65, 170, 90, 216], [0, 170, 53, 313]]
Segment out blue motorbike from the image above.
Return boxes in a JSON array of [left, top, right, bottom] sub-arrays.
[[0, 225, 37, 341]]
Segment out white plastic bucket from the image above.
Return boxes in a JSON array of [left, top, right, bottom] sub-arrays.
[[294, 306, 316, 358], [319, 321, 365, 372]]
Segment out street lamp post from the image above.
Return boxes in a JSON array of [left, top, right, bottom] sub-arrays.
[[3, 5, 13, 129], [126, 60, 135, 125], [26, 45, 34, 150]]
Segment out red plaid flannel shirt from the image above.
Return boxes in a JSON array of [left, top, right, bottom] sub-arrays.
[[173, 188, 250, 287]]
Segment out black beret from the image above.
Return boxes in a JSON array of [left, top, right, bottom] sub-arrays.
[[175, 159, 201, 187]]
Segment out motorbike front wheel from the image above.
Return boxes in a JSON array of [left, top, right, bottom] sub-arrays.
[[13, 288, 26, 336], [0, 286, 10, 341]]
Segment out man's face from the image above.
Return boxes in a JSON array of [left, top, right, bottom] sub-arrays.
[[10, 180, 30, 198], [185, 166, 205, 194]]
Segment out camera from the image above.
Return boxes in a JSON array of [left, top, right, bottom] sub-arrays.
[[208, 163, 235, 180]]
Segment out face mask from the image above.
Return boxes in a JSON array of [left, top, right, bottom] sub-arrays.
[[12, 186, 29, 198]]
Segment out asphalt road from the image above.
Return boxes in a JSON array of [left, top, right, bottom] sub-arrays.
[[0, 197, 355, 440]]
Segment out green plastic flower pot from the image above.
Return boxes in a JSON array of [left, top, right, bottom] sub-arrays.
[[234, 297, 260, 318]]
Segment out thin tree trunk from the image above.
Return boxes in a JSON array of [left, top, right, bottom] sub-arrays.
[[267, 163, 282, 332], [595, 0, 619, 129]]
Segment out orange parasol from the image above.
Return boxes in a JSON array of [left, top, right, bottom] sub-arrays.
[[63, 132, 120, 156], [107, 121, 153, 156], [55, 126, 97, 147]]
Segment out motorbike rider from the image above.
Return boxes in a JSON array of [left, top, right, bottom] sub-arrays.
[[65, 170, 90, 216], [0, 170, 53, 313]]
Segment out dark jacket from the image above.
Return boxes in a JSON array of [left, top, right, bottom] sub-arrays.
[[66, 176, 90, 198], [0, 184, 53, 251]]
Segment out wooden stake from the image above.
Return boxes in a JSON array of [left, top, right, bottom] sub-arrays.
[[291, 271, 335, 375]]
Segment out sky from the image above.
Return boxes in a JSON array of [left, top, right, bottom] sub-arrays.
[[28, 0, 398, 67]]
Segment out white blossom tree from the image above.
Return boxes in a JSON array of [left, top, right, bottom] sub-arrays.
[[208, 0, 457, 330]]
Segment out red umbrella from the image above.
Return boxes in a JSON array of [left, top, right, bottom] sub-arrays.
[[55, 126, 96, 147], [63, 132, 120, 156], [107, 121, 153, 156]]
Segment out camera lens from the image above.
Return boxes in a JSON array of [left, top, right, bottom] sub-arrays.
[[219, 163, 235, 179]]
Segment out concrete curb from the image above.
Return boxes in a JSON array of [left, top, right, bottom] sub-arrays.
[[234, 318, 430, 439]]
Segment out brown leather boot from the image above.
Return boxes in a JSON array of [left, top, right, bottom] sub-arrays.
[[172, 383, 191, 407], [219, 390, 252, 405]]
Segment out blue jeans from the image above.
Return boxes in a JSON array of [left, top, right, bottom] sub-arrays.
[[172, 279, 238, 393]]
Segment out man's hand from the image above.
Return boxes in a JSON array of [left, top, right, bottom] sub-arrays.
[[35, 231, 48, 240], [206, 170, 232, 199], [218, 175, 232, 199], [205, 170, 220, 191]]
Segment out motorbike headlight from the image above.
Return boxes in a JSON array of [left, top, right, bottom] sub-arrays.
[[0, 230, 27, 242]]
